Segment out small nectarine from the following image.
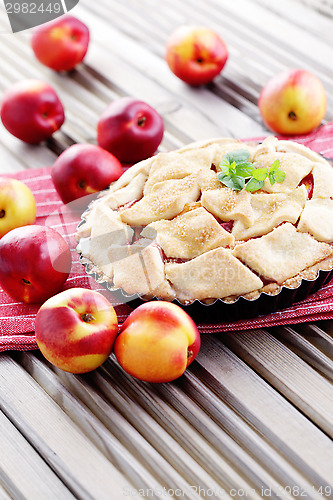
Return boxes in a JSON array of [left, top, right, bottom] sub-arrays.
[[114, 301, 200, 383], [35, 288, 118, 373]]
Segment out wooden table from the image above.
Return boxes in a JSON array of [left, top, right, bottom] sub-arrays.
[[0, 1, 333, 498]]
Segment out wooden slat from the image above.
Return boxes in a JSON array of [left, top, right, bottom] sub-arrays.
[[292, 0, 333, 17], [89, 369, 263, 499], [0, 0, 332, 496], [18, 348, 331, 498], [83, 0, 333, 115], [90, 361, 313, 498], [77, 5, 268, 138], [292, 323, 333, 358], [0, 355, 133, 500], [271, 325, 333, 381], [0, 411, 74, 500], [16, 352, 209, 500], [19, 351, 262, 499], [253, 0, 333, 42], [171, 373, 321, 498], [222, 329, 333, 437], [0, 127, 58, 174], [194, 335, 333, 490], [48, 348, 332, 497], [308, 321, 333, 339], [0, 484, 12, 500]]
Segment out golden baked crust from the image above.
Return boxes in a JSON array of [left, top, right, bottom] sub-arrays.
[[231, 186, 307, 240], [298, 198, 333, 242], [232, 223, 332, 284], [165, 247, 263, 302], [76, 137, 333, 303], [142, 207, 234, 259]]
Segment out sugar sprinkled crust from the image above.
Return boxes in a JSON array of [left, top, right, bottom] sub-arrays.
[[165, 247, 264, 302], [232, 223, 332, 284], [142, 207, 234, 259], [76, 137, 333, 303]]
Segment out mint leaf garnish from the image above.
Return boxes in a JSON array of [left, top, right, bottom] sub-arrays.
[[218, 173, 245, 191], [245, 178, 265, 192], [269, 159, 281, 172], [272, 169, 286, 183], [223, 149, 250, 164], [219, 163, 231, 176], [268, 171, 276, 186], [235, 162, 254, 177], [217, 153, 286, 192], [251, 167, 268, 181]]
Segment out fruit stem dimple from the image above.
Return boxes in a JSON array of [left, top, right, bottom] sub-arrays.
[[187, 349, 193, 362], [22, 278, 31, 285], [78, 180, 87, 189], [288, 111, 297, 120], [0, 209, 5, 218], [137, 116, 146, 127], [197, 58, 203, 64], [81, 313, 96, 323]]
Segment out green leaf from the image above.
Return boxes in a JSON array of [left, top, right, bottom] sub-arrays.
[[245, 178, 265, 192], [274, 170, 286, 183], [220, 157, 231, 166], [217, 171, 226, 182], [269, 160, 281, 172], [235, 162, 254, 177], [217, 151, 285, 193], [229, 161, 238, 172], [251, 167, 268, 181], [229, 175, 245, 191], [219, 163, 231, 176], [219, 174, 245, 191], [268, 171, 276, 185], [219, 158, 231, 170], [223, 149, 250, 165]]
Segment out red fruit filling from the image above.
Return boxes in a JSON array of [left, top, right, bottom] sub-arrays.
[[299, 173, 314, 199]]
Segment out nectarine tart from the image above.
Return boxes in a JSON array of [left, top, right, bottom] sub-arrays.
[[76, 137, 333, 320]]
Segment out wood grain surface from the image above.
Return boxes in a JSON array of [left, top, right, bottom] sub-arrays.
[[0, 0, 332, 498]]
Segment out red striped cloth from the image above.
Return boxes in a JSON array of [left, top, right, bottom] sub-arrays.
[[1, 123, 333, 350]]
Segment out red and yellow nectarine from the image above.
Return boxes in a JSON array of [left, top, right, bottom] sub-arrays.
[[0, 225, 71, 303], [51, 143, 123, 204], [35, 288, 118, 373], [0, 79, 65, 144], [114, 301, 201, 383], [97, 97, 164, 164], [31, 16, 89, 72], [165, 25, 228, 86], [0, 178, 36, 238], [258, 69, 327, 135]]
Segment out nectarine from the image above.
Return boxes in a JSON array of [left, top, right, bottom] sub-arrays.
[[35, 288, 118, 373], [114, 301, 201, 383]]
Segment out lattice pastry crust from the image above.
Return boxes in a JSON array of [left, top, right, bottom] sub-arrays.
[[76, 137, 333, 304]]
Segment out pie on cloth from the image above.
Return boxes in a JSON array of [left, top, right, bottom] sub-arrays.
[[76, 136, 333, 313], [2, 124, 333, 349]]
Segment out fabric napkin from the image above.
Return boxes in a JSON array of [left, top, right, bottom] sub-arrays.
[[1, 123, 333, 350]]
